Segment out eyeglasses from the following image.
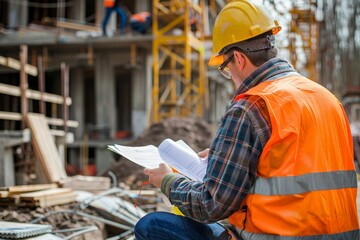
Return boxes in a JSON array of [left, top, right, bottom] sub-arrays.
[[218, 53, 234, 79]]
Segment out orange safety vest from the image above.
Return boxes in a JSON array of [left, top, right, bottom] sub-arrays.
[[130, 12, 150, 23], [104, 0, 115, 8], [229, 75, 359, 239]]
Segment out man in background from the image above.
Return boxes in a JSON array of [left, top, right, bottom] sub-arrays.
[[102, 0, 127, 36]]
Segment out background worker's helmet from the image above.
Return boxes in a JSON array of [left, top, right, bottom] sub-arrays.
[[209, 0, 282, 66]]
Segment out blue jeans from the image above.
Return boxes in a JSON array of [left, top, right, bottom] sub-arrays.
[[134, 212, 231, 240], [102, 6, 127, 35]]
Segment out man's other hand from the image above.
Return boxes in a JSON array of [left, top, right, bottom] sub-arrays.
[[198, 148, 210, 158], [144, 163, 173, 188]]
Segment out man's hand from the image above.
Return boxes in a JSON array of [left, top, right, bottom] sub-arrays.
[[143, 163, 173, 188], [198, 148, 210, 158]]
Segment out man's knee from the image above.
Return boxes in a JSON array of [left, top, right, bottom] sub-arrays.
[[135, 212, 173, 240]]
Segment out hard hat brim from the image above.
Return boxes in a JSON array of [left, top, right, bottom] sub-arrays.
[[208, 55, 224, 67]]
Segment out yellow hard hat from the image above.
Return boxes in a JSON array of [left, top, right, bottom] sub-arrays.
[[209, 0, 282, 66]]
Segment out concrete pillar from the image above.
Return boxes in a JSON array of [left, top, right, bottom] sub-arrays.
[[70, 69, 85, 139], [0, 141, 15, 187], [131, 67, 146, 137], [70, 0, 86, 23], [131, 54, 152, 137], [96, 0, 104, 26], [95, 148, 113, 176], [95, 52, 116, 134], [8, 0, 28, 29], [93, 52, 118, 173], [135, 0, 151, 12]]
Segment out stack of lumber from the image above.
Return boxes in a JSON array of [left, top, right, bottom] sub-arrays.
[[0, 184, 76, 208], [58, 175, 111, 193]]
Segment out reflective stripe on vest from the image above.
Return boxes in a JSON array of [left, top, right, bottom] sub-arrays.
[[251, 170, 357, 195], [240, 229, 360, 240]]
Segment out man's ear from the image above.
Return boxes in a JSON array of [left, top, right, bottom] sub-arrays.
[[233, 51, 245, 69]]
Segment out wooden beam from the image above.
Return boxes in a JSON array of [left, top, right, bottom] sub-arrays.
[[26, 113, 68, 182], [3, 183, 58, 194], [38, 56, 45, 114], [56, 20, 101, 32], [0, 111, 22, 121], [46, 117, 79, 128], [20, 45, 28, 129], [0, 83, 72, 105], [61, 62, 69, 132], [0, 111, 78, 128], [0, 56, 38, 77]]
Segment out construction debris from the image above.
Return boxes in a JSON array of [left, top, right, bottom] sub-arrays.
[[105, 117, 217, 189], [0, 203, 105, 239], [0, 117, 217, 239], [0, 221, 52, 239]]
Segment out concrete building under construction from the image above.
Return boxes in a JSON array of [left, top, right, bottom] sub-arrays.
[[0, 0, 232, 185]]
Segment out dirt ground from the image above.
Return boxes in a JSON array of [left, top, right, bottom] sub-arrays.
[[0, 117, 217, 239]]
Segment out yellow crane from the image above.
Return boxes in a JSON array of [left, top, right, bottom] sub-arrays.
[[288, 0, 319, 82], [152, 0, 206, 122]]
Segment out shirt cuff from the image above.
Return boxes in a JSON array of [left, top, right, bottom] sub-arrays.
[[161, 173, 183, 197]]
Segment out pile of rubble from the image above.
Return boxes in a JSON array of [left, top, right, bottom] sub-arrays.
[[0, 203, 105, 239], [104, 117, 217, 189]]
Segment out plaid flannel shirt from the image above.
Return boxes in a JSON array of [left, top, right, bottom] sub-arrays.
[[161, 58, 298, 222]]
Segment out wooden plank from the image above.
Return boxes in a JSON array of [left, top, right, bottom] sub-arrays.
[[56, 20, 101, 32], [59, 175, 111, 190], [0, 55, 38, 76], [19, 190, 76, 208], [19, 188, 72, 200], [0, 83, 72, 105], [0, 191, 9, 198], [26, 113, 67, 182], [20, 44, 28, 129], [0, 110, 78, 128], [36, 194, 76, 208], [46, 117, 79, 128], [0, 111, 22, 121], [49, 129, 66, 137], [6, 183, 58, 194]]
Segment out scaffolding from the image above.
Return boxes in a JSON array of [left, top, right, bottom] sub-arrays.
[[288, 0, 319, 82], [152, 0, 206, 122]]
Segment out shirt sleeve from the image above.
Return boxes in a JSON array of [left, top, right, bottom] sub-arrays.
[[160, 96, 271, 223]]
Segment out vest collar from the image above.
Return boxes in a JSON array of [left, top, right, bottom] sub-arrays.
[[232, 58, 296, 100]]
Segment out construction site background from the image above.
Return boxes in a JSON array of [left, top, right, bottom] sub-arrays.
[[0, 0, 359, 239]]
